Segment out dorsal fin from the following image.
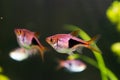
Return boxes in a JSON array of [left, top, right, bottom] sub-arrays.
[[70, 30, 80, 37], [34, 32, 40, 38]]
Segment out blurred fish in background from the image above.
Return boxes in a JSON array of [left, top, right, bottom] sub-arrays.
[[9, 48, 29, 61], [9, 46, 41, 61], [57, 59, 86, 72]]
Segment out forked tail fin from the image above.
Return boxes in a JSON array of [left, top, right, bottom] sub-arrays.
[[87, 35, 101, 53]]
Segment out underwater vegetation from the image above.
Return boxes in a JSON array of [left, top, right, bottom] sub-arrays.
[[0, 67, 10, 80], [0, 1, 119, 80], [106, 1, 120, 62], [0, 0, 119, 80], [106, 1, 120, 32], [64, 25, 118, 80], [8, 24, 118, 80]]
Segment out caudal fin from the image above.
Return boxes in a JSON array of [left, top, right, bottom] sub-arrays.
[[39, 46, 48, 61], [87, 35, 101, 53], [31, 45, 47, 61]]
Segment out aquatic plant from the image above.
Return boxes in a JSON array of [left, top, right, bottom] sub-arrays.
[[106, 1, 120, 62], [65, 25, 118, 80], [111, 42, 120, 59], [106, 1, 120, 32], [0, 67, 10, 80]]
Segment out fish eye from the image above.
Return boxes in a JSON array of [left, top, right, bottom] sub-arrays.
[[50, 38, 57, 44], [17, 30, 21, 35], [50, 38, 53, 42]]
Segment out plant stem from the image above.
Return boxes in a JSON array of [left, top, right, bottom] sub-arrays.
[[65, 25, 118, 80], [75, 54, 118, 80]]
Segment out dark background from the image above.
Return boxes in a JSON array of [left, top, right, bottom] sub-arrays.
[[0, 0, 120, 80]]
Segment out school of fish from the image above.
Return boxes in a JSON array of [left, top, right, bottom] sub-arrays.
[[9, 28, 100, 72]]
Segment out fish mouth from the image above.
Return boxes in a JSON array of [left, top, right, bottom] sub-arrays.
[[46, 37, 50, 44], [14, 29, 19, 34]]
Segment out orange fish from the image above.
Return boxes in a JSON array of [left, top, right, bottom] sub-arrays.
[[14, 28, 47, 60], [46, 30, 100, 55]]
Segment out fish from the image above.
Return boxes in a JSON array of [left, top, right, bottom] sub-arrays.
[[9, 47, 40, 61], [9, 48, 29, 61], [57, 59, 86, 72], [14, 28, 47, 60], [46, 30, 100, 55]]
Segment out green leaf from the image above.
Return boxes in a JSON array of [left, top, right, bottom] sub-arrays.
[[64, 24, 118, 80]]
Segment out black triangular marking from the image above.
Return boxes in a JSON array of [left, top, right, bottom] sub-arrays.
[[68, 39, 84, 48], [32, 38, 39, 46]]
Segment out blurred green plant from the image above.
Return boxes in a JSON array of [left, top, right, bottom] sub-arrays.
[[0, 75, 10, 80], [106, 1, 120, 62], [65, 25, 118, 80], [106, 1, 120, 31], [0, 67, 3, 73], [111, 42, 120, 61], [0, 66, 10, 80]]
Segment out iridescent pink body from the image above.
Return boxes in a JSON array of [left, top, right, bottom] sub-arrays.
[[14, 29, 46, 60], [15, 29, 40, 48], [46, 30, 99, 55]]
